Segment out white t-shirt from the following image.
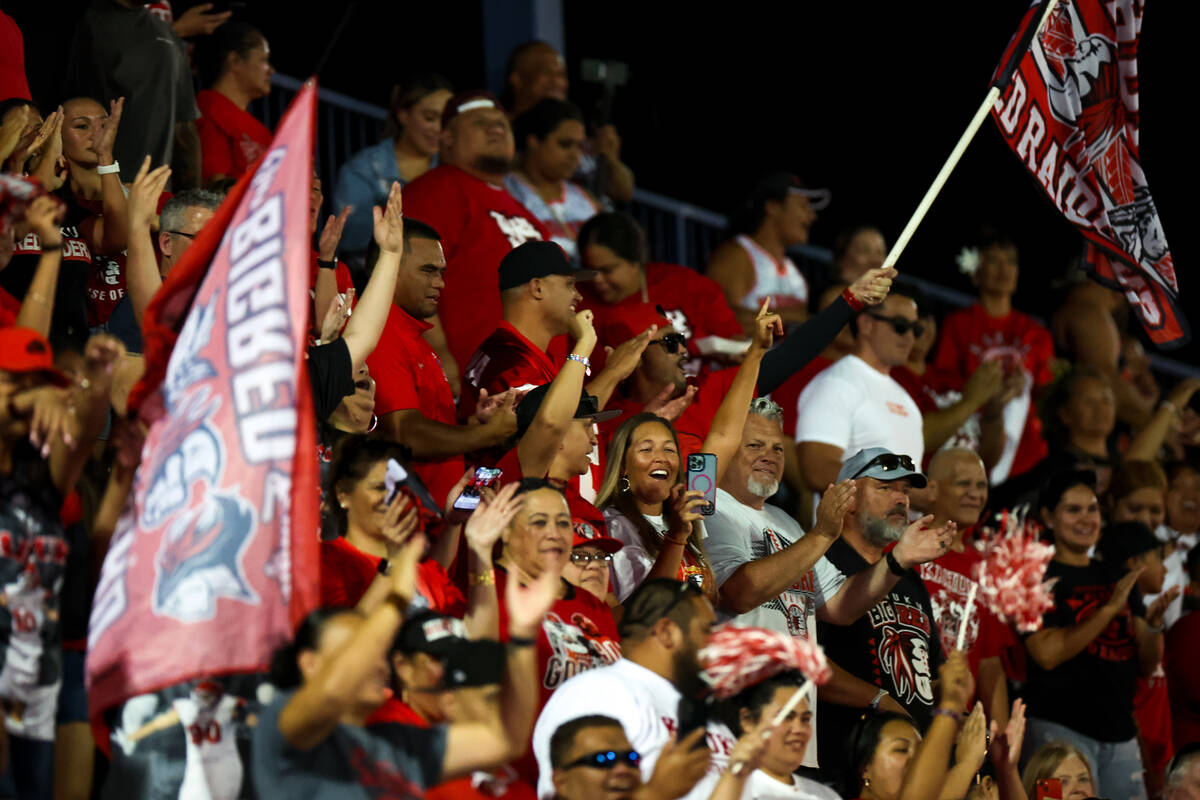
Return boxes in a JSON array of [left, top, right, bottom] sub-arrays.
[[705, 489, 845, 767], [532, 658, 738, 800], [605, 508, 708, 602], [746, 769, 844, 800], [793, 355, 924, 467], [1146, 525, 1198, 630]]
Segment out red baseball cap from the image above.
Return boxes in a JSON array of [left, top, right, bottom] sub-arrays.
[[601, 302, 675, 348], [571, 528, 624, 555], [0, 327, 70, 386]]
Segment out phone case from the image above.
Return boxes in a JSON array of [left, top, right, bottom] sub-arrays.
[[686, 453, 718, 516]]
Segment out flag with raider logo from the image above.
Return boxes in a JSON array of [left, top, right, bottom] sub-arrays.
[[990, 0, 1188, 348]]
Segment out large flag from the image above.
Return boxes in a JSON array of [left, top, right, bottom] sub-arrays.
[[990, 1, 1188, 348], [87, 81, 321, 724]]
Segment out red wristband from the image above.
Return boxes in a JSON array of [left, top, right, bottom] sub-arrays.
[[842, 287, 865, 312]]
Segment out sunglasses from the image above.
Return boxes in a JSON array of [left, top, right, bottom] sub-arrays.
[[850, 453, 916, 480], [570, 551, 613, 565], [867, 313, 925, 339], [563, 749, 640, 770], [648, 332, 687, 355], [166, 229, 196, 240]]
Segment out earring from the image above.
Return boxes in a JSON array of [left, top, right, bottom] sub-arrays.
[[863, 777, 871, 788], [340, 502, 348, 509], [620, 474, 630, 493]]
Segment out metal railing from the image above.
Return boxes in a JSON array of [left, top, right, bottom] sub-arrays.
[[257, 74, 1197, 379]]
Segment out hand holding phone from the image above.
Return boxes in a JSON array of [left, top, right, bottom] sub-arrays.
[[448, 467, 503, 522], [1035, 778, 1063, 800], [686, 453, 717, 516]]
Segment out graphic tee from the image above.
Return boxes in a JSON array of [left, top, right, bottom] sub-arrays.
[[816, 538, 943, 778], [532, 658, 739, 800], [459, 321, 558, 422], [1021, 560, 1139, 742]]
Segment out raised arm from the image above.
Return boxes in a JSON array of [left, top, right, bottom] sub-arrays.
[[89, 98, 129, 255], [1025, 567, 1140, 671], [15, 196, 65, 336], [701, 299, 781, 486], [897, 651, 974, 800], [276, 532, 425, 750], [339, 185, 402, 369], [312, 206, 350, 337], [125, 157, 172, 323], [1126, 379, 1200, 462], [517, 310, 596, 478]]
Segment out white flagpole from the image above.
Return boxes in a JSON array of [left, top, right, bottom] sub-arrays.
[[880, 0, 1061, 272]]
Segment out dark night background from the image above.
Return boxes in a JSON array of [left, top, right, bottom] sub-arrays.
[[9, 0, 1197, 365]]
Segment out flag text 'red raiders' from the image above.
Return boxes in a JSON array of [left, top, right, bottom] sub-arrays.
[[990, 0, 1188, 348], [86, 82, 321, 722]]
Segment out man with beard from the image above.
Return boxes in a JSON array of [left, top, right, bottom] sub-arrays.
[[706, 402, 954, 770], [402, 91, 549, 383], [813, 447, 950, 787], [530, 579, 739, 800]]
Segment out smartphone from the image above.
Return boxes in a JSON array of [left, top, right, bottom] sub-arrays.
[[1035, 778, 1063, 800], [686, 453, 717, 516], [449, 467, 503, 521], [675, 695, 709, 750]]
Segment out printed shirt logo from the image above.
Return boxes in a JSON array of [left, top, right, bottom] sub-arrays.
[[488, 211, 543, 248], [1067, 584, 1135, 661], [756, 527, 816, 640], [921, 562, 981, 655], [869, 595, 935, 706], [886, 402, 910, 417], [541, 610, 620, 690]]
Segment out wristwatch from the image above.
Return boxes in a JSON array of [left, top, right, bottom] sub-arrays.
[[377, 558, 391, 576]]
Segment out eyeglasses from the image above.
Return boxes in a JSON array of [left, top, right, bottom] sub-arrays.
[[867, 313, 925, 339], [563, 749, 640, 770], [648, 332, 687, 355], [166, 230, 197, 239], [570, 551, 613, 565], [850, 453, 916, 480]]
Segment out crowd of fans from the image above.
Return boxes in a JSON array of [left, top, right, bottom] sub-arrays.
[[1, 4, 1199, 800]]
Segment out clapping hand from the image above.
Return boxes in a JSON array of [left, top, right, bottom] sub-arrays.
[[464, 482, 524, 556], [373, 182, 404, 256], [318, 206, 351, 262], [892, 514, 956, 569]]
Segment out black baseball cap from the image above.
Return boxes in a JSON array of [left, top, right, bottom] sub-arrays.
[[394, 611, 505, 689], [497, 241, 595, 291], [514, 382, 621, 441], [1097, 521, 1162, 567]]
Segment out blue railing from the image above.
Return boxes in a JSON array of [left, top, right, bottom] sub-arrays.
[[258, 74, 1197, 379]]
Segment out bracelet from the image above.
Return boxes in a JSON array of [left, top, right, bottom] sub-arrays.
[[316, 258, 337, 270], [96, 161, 120, 175], [932, 707, 963, 723], [841, 287, 866, 312], [469, 569, 495, 586], [885, 550, 906, 577], [508, 635, 536, 648], [566, 353, 592, 376], [377, 558, 391, 576], [868, 687, 888, 711]]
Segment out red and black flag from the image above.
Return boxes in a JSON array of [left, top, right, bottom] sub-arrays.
[[990, 0, 1187, 348]]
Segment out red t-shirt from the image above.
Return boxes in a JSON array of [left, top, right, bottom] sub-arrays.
[[367, 304, 463, 508], [0, 12, 31, 103], [0, 287, 19, 328], [1165, 610, 1200, 752], [766, 355, 833, 438], [86, 251, 126, 326], [916, 545, 1013, 689], [402, 165, 549, 369], [459, 321, 557, 422], [929, 304, 1055, 477], [320, 536, 466, 617], [579, 262, 744, 371], [196, 89, 273, 183]]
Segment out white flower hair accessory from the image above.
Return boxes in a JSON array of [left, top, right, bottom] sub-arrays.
[[956, 247, 981, 277]]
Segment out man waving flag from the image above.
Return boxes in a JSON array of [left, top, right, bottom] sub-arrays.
[[990, 0, 1188, 348], [86, 81, 321, 794]]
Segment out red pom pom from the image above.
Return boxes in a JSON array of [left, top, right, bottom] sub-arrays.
[[698, 626, 832, 699], [970, 509, 1057, 633]]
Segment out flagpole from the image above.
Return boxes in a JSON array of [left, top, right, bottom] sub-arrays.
[[880, 0, 1060, 272]]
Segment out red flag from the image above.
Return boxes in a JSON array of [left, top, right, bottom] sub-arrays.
[[86, 81, 321, 725], [990, 1, 1188, 348]]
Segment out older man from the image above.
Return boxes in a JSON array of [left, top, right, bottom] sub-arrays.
[[705, 401, 953, 768], [403, 91, 549, 379], [814, 447, 952, 784]]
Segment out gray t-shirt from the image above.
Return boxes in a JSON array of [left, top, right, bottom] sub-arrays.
[[252, 692, 447, 799]]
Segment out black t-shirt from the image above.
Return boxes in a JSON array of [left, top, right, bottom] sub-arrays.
[[816, 538, 944, 780], [307, 339, 354, 423], [1020, 559, 1139, 742]]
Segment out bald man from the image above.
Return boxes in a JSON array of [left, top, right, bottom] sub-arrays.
[[917, 448, 1012, 724]]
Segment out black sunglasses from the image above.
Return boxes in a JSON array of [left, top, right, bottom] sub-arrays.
[[850, 453, 916, 480], [165, 229, 197, 239], [563, 749, 640, 770], [648, 332, 687, 354], [867, 313, 925, 339], [570, 551, 613, 565]]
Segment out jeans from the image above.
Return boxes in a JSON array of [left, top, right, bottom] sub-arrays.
[[1022, 716, 1147, 800]]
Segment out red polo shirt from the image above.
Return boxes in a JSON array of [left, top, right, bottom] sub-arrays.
[[459, 321, 557, 422], [196, 89, 273, 183], [367, 304, 462, 508], [402, 165, 549, 369]]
